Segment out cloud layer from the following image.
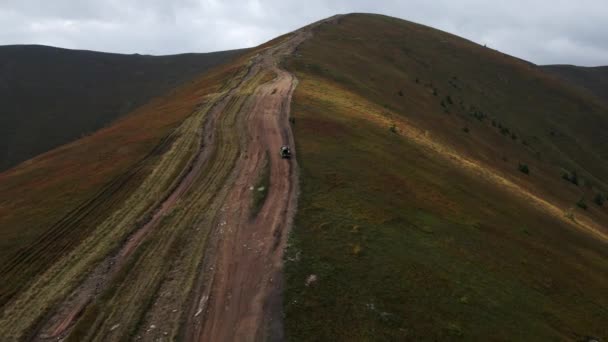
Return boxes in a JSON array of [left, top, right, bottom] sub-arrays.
[[1, 0, 607, 66]]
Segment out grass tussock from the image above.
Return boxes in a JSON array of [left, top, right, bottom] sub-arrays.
[[251, 152, 271, 218]]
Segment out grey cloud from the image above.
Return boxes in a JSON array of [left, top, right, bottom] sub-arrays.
[[0, 0, 606, 66]]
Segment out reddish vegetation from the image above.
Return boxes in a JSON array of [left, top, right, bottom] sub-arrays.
[[0, 58, 246, 307]]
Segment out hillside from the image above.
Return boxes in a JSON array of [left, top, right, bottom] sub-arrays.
[[0, 13, 607, 342], [0, 26, 304, 340], [542, 64, 608, 105], [284, 13, 608, 341], [0, 45, 244, 171]]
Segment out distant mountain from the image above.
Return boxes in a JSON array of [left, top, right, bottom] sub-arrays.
[[542, 64, 608, 105], [0, 45, 245, 171]]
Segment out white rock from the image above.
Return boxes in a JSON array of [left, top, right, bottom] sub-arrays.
[[305, 274, 318, 286]]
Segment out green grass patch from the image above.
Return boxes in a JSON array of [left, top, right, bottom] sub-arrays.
[[251, 152, 270, 218]]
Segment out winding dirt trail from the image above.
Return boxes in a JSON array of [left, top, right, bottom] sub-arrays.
[[187, 47, 299, 342], [185, 17, 341, 341], [27, 15, 340, 342], [184, 30, 307, 342]]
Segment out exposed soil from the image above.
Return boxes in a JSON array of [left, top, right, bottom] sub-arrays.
[[184, 16, 341, 342], [32, 49, 259, 342]]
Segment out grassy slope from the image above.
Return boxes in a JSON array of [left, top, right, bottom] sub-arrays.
[[542, 65, 608, 105], [0, 45, 244, 171], [285, 14, 608, 341]]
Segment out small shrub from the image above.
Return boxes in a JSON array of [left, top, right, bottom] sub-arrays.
[[491, 120, 497, 127], [564, 209, 575, 221], [472, 111, 486, 121], [389, 123, 398, 134], [449, 80, 459, 89], [462, 127, 469, 133], [415, 78, 420, 84], [511, 133, 517, 140], [594, 193, 605, 206], [518, 163, 530, 175], [446, 95, 453, 105], [398, 90, 404, 97], [576, 198, 588, 210], [571, 171, 579, 185], [562, 170, 579, 186], [582, 178, 593, 189]]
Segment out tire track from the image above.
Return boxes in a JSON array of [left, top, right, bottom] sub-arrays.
[[3, 15, 340, 342], [185, 15, 342, 342], [29, 61, 260, 341]]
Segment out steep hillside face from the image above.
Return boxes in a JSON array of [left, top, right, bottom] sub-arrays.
[[284, 14, 608, 341], [542, 64, 608, 105], [0, 45, 244, 171]]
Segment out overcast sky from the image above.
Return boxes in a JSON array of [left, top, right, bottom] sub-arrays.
[[0, 0, 607, 66]]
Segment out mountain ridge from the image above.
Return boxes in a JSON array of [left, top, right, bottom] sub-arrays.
[[0, 13, 606, 341]]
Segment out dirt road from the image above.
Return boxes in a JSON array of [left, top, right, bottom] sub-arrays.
[[32, 52, 261, 341], [184, 17, 343, 341], [185, 42, 301, 342], [22, 15, 340, 342]]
